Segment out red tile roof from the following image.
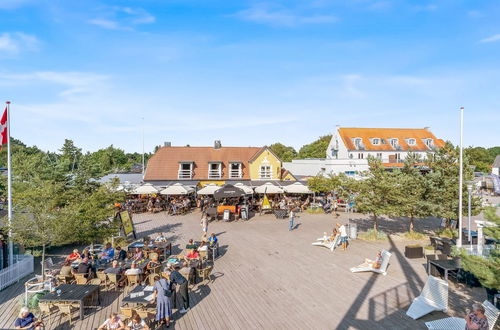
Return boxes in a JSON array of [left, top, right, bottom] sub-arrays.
[[338, 127, 445, 151], [144, 146, 263, 181]]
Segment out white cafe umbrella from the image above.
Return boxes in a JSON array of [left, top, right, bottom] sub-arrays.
[[160, 183, 194, 195], [132, 183, 159, 195], [197, 184, 221, 195], [283, 182, 312, 194], [234, 183, 254, 194], [254, 182, 284, 194]]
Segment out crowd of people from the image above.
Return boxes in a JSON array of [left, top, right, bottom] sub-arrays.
[[121, 196, 194, 215]]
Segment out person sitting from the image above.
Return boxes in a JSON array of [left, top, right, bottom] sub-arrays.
[[115, 246, 127, 261], [185, 248, 199, 260], [15, 307, 44, 330], [60, 260, 73, 276], [207, 233, 218, 247], [186, 239, 196, 249], [77, 258, 92, 278], [104, 260, 125, 286], [126, 313, 150, 330], [98, 313, 125, 330], [146, 255, 161, 273], [359, 251, 383, 269], [66, 249, 81, 262], [155, 232, 167, 242], [132, 247, 144, 261], [81, 247, 92, 260], [100, 243, 115, 261], [465, 303, 489, 330], [124, 262, 142, 276]]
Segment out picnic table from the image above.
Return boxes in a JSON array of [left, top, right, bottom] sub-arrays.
[[39, 284, 100, 320], [127, 241, 172, 259], [122, 259, 151, 272], [122, 285, 156, 307], [427, 259, 460, 281]]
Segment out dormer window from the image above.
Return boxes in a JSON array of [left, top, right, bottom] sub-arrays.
[[425, 138, 434, 148], [353, 138, 364, 150], [208, 162, 222, 179], [407, 138, 416, 146], [389, 138, 398, 148], [371, 138, 380, 146]]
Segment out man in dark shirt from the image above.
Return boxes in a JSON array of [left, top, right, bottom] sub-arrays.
[[115, 246, 127, 261], [104, 260, 125, 287], [77, 258, 92, 278], [170, 266, 190, 313]]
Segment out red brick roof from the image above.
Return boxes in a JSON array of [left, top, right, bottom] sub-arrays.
[[144, 146, 263, 181], [338, 127, 445, 151]]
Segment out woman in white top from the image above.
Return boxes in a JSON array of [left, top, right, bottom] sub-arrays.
[[126, 314, 149, 330], [98, 313, 125, 330]]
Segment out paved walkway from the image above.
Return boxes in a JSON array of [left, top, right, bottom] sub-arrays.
[[0, 210, 485, 329]]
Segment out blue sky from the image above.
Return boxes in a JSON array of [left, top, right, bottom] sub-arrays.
[[0, 0, 499, 153]]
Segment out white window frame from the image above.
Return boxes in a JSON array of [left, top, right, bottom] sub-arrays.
[[425, 138, 434, 148], [208, 162, 222, 179], [376, 153, 382, 159], [358, 153, 364, 159], [353, 138, 363, 149], [229, 162, 242, 179], [371, 138, 380, 145], [390, 138, 398, 148], [178, 162, 193, 179], [259, 165, 272, 179], [407, 138, 416, 146]]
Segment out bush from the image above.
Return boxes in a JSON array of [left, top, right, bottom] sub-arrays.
[[358, 229, 388, 241], [403, 231, 427, 240], [306, 207, 325, 214], [436, 228, 458, 239]]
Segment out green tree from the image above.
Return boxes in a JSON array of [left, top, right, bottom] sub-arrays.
[[269, 143, 297, 162], [355, 158, 398, 232], [457, 207, 500, 290], [297, 135, 331, 159], [307, 174, 342, 193], [465, 147, 491, 173]]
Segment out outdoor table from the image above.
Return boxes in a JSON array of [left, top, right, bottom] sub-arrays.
[[39, 284, 100, 320], [427, 259, 460, 281], [122, 259, 150, 272], [122, 285, 156, 307], [128, 241, 172, 260]]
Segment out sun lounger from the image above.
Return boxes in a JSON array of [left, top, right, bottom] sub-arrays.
[[406, 275, 448, 320], [424, 299, 499, 330], [312, 234, 340, 251], [350, 249, 391, 275]]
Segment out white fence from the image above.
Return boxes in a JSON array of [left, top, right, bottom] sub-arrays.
[[0, 255, 34, 291]]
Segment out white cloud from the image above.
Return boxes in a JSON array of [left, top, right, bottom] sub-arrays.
[[88, 6, 155, 30], [0, 32, 39, 55], [480, 34, 500, 43], [234, 4, 337, 27]]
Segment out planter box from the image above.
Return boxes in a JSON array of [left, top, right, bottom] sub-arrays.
[[405, 245, 424, 259]]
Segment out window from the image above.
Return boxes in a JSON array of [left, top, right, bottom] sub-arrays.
[[358, 153, 364, 159], [425, 138, 434, 148], [229, 162, 242, 179], [178, 163, 193, 179], [376, 153, 382, 159], [259, 165, 272, 179], [353, 138, 364, 149], [349, 153, 353, 159], [208, 162, 222, 179], [407, 138, 416, 146], [371, 138, 380, 145], [331, 149, 338, 159], [395, 153, 401, 161], [390, 138, 398, 148]]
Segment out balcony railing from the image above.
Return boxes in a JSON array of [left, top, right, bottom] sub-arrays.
[[229, 170, 242, 179], [208, 170, 222, 179], [178, 170, 193, 179]]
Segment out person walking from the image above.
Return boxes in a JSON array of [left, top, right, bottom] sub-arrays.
[[289, 209, 295, 231], [151, 275, 172, 327], [337, 223, 349, 251], [200, 212, 208, 234], [169, 266, 190, 313]]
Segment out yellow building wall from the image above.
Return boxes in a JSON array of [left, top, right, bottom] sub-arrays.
[[282, 173, 296, 181], [249, 149, 282, 180]]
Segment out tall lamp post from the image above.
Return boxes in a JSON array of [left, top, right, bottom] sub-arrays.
[[457, 107, 464, 248], [466, 181, 474, 244]]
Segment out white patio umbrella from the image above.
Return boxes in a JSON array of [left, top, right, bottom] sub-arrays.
[[132, 183, 159, 194], [254, 182, 284, 194], [160, 183, 194, 195], [283, 182, 312, 194], [197, 184, 221, 195], [234, 183, 254, 194]]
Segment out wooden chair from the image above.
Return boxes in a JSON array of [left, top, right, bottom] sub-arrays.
[[39, 302, 57, 325], [74, 273, 88, 285], [120, 306, 136, 319], [57, 303, 79, 326], [106, 273, 121, 291], [146, 273, 156, 286], [56, 274, 73, 285], [97, 271, 108, 289], [148, 252, 159, 260], [136, 309, 156, 327], [126, 274, 141, 293], [150, 265, 161, 274], [199, 265, 213, 283]]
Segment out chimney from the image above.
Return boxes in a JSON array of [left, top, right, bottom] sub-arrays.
[[214, 140, 221, 149], [164, 141, 171, 147], [424, 127, 430, 131]]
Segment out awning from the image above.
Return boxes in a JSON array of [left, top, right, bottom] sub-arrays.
[[234, 183, 254, 194], [283, 182, 312, 194], [160, 183, 195, 195], [214, 184, 246, 199], [197, 184, 221, 195], [132, 183, 159, 194], [254, 182, 284, 194]]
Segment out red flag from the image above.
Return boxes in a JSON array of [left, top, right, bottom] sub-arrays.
[[0, 107, 7, 150]]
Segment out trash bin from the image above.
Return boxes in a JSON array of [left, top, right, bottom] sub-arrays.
[[241, 206, 248, 220], [223, 209, 231, 221], [349, 224, 357, 239]]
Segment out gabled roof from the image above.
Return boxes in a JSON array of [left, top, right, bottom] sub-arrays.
[[248, 146, 280, 163], [338, 127, 445, 151], [144, 146, 262, 181], [493, 155, 500, 168]]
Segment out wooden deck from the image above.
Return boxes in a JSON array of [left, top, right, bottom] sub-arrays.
[[0, 211, 486, 329]]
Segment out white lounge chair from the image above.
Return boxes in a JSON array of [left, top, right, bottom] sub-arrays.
[[424, 300, 499, 330], [425, 300, 499, 330], [350, 249, 392, 275], [406, 275, 448, 320], [312, 234, 340, 252]]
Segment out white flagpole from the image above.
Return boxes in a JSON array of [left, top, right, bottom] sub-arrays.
[[457, 106, 464, 248], [6, 101, 13, 265], [141, 117, 145, 178]]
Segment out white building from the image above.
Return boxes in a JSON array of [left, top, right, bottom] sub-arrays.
[[284, 126, 445, 177], [492, 155, 500, 176]]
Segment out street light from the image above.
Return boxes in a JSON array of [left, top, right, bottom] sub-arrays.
[[466, 181, 475, 244]]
